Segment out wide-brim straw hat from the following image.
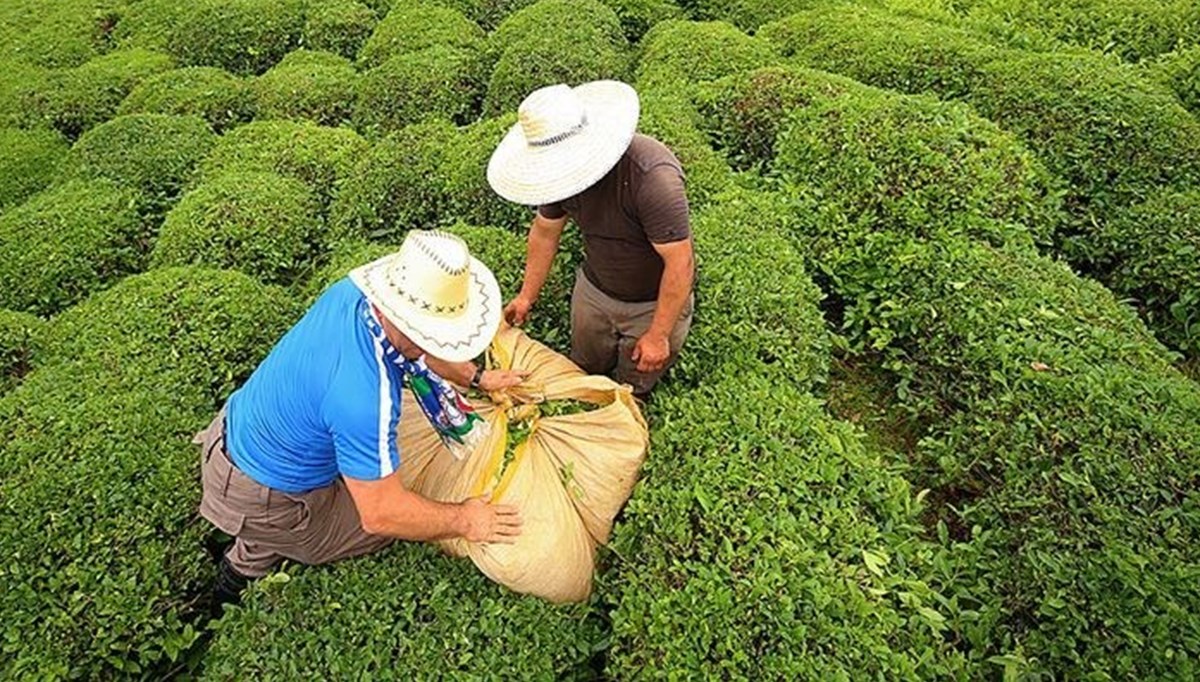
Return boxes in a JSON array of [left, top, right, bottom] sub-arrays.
[[349, 230, 501, 363], [487, 80, 639, 206]]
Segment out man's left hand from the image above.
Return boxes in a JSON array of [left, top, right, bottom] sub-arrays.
[[631, 332, 670, 373], [480, 369, 529, 391]]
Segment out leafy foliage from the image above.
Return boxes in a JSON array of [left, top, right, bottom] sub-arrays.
[[153, 172, 326, 286], [0, 180, 146, 315], [198, 119, 369, 208], [302, 0, 379, 60], [0, 127, 68, 211], [758, 5, 1004, 98], [1101, 188, 1200, 355], [355, 46, 486, 134], [483, 0, 630, 116], [202, 544, 606, 679], [21, 49, 175, 139], [253, 50, 358, 126], [636, 19, 775, 90], [357, 0, 483, 67], [0, 309, 44, 395], [117, 66, 256, 132], [168, 0, 307, 75], [0, 267, 298, 679], [67, 113, 216, 215]]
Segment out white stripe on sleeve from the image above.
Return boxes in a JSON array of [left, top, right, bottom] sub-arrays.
[[373, 335, 395, 477]]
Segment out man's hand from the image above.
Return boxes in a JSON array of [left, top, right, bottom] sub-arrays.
[[459, 494, 523, 543], [480, 369, 529, 392], [503, 294, 535, 326], [631, 331, 671, 373]]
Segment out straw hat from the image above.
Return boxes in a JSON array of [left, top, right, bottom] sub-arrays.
[[349, 230, 501, 362], [487, 80, 639, 206]]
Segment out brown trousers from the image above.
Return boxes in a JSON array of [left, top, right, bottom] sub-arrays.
[[194, 408, 393, 577], [570, 269, 693, 395]]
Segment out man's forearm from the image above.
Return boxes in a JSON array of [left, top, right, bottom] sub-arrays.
[[647, 254, 694, 338], [424, 356, 477, 387], [362, 487, 466, 540], [519, 219, 562, 301]]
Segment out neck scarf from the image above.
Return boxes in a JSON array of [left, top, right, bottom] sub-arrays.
[[361, 300, 488, 460]]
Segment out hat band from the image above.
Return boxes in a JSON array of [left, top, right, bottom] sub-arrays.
[[528, 114, 588, 148]]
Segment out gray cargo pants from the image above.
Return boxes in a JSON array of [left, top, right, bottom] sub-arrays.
[[570, 269, 693, 396], [194, 408, 393, 577]]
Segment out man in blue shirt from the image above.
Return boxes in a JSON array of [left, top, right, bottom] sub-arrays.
[[195, 231, 526, 607]]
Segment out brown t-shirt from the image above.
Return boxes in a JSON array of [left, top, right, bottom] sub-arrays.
[[538, 134, 691, 303]]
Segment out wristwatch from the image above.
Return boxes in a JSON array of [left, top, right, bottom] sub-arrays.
[[469, 364, 484, 390]]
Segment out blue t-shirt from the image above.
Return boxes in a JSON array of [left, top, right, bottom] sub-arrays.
[[226, 278, 405, 493]]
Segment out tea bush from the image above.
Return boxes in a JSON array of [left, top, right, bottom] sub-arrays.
[[0, 127, 68, 211], [331, 117, 529, 240], [635, 20, 775, 90], [253, 50, 358, 126], [0, 180, 145, 315], [605, 373, 966, 678], [202, 544, 606, 679], [25, 49, 175, 139], [355, 46, 485, 134], [953, 0, 1200, 63], [357, 1, 483, 68], [0, 59, 47, 128], [695, 65, 860, 172], [67, 113, 216, 213], [598, 0, 684, 41], [0, 0, 122, 68], [962, 52, 1200, 247], [487, 0, 625, 63], [0, 309, 44, 395], [169, 0, 306, 75], [153, 172, 326, 286], [688, 0, 853, 31], [0, 267, 298, 679], [302, 0, 378, 60], [1147, 45, 1200, 116], [635, 84, 734, 209], [330, 120, 460, 239], [440, 115, 532, 227], [798, 220, 1200, 677], [1101, 188, 1200, 355], [758, 5, 1004, 99], [117, 66, 256, 132], [113, 0, 192, 52], [198, 119, 368, 208], [673, 189, 829, 388], [484, 2, 630, 116], [772, 88, 1063, 246]]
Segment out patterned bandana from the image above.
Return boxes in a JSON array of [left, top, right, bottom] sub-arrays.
[[361, 299, 488, 460]]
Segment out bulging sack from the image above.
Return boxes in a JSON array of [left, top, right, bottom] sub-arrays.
[[398, 325, 649, 603]]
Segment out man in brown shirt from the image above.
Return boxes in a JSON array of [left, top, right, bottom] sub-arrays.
[[487, 81, 694, 397]]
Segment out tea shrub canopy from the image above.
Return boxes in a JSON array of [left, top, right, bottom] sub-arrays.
[[198, 119, 369, 207], [0, 127, 69, 211], [152, 171, 326, 286], [0, 267, 297, 679], [0, 180, 146, 315], [3, 0, 1200, 677], [354, 46, 486, 134], [67, 113, 217, 210], [357, 0, 484, 67], [253, 51, 359, 126], [303, 0, 379, 60], [117, 66, 256, 131]]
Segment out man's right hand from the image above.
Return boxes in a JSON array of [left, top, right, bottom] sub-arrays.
[[503, 294, 535, 326], [459, 494, 523, 543]]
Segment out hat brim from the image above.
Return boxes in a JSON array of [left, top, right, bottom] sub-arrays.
[[349, 254, 501, 363], [487, 80, 640, 206]]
